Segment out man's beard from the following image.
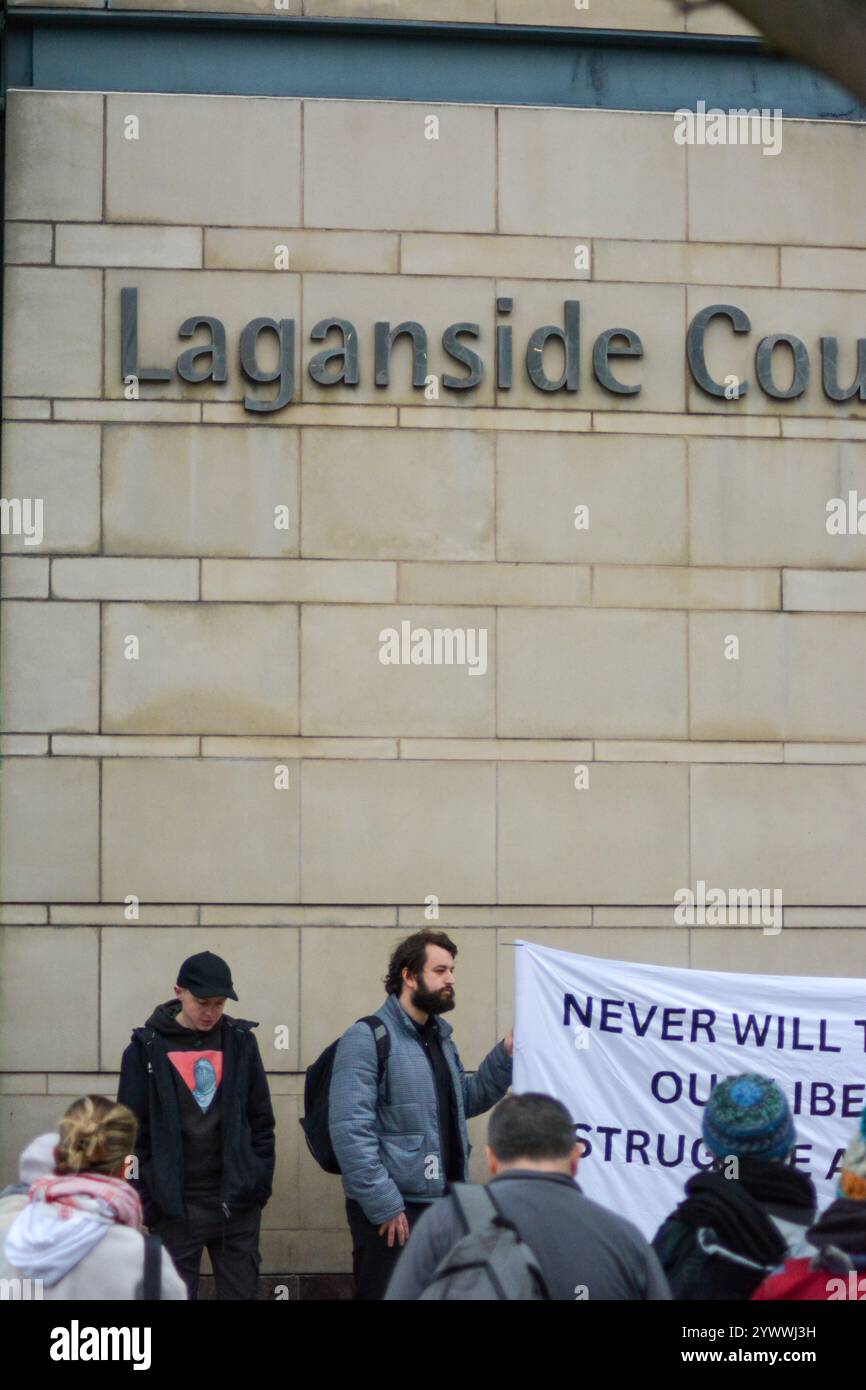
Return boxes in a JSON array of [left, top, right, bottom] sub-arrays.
[[412, 983, 456, 1015]]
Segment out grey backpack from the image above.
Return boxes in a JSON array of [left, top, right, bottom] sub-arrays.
[[418, 1184, 551, 1301]]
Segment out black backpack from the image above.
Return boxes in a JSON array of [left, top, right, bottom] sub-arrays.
[[419, 1184, 552, 1301], [299, 1016, 390, 1174]]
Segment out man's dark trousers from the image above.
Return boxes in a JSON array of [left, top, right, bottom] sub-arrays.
[[153, 1199, 262, 1300], [346, 1197, 429, 1301]]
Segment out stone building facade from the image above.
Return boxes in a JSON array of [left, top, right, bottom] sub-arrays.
[[2, 0, 866, 1286]]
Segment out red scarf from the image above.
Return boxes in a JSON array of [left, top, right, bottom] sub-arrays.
[[29, 1173, 142, 1230]]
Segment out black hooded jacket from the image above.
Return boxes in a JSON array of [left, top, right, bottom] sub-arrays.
[[652, 1157, 817, 1300], [118, 1001, 276, 1225]]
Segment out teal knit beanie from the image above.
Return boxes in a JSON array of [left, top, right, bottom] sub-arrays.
[[702, 1074, 795, 1161]]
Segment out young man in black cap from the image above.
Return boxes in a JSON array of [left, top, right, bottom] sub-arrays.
[[118, 950, 276, 1300]]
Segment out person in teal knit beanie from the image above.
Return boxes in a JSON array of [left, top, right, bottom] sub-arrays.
[[653, 1073, 815, 1300], [702, 1074, 796, 1163]]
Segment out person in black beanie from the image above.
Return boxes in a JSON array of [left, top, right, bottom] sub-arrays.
[[118, 950, 275, 1300], [652, 1074, 816, 1300]]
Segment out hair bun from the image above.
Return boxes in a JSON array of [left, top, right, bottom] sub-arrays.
[[55, 1096, 138, 1177]]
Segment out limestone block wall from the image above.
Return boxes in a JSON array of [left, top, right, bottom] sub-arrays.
[[2, 0, 760, 36], [1, 84, 865, 1273]]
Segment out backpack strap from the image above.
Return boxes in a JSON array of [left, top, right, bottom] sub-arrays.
[[358, 1016, 391, 1104], [137, 1234, 163, 1301], [696, 1226, 774, 1273], [450, 1182, 505, 1236], [449, 1183, 551, 1299]]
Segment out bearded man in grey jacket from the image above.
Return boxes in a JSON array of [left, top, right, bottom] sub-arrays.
[[329, 928, 513, 1300]]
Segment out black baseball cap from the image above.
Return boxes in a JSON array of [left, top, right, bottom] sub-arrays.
[[176, 950, 238, 1001]]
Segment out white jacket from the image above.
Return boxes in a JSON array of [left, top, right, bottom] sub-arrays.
[[0, 1207, 187, 1301]]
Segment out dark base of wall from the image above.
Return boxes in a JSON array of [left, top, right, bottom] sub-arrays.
[[198, 1274, 355, 1301]]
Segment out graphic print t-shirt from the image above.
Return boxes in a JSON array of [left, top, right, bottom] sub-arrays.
[[147, 1002, 224, 1200]]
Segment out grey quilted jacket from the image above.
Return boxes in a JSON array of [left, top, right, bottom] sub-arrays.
[[328, 994, 513, 1225]]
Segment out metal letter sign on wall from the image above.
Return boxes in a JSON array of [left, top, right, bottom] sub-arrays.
[[121, 289, 866, 415]]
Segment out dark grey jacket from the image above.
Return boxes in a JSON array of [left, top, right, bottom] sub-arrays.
[[329, 994, 512, 1225], [385, 1169, 672, 1300]]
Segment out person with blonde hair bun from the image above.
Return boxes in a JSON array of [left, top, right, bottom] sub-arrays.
[[0, 1096, 187, 1300]]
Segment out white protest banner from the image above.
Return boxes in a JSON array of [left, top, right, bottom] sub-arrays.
[[513, 941, 865, 1240]]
